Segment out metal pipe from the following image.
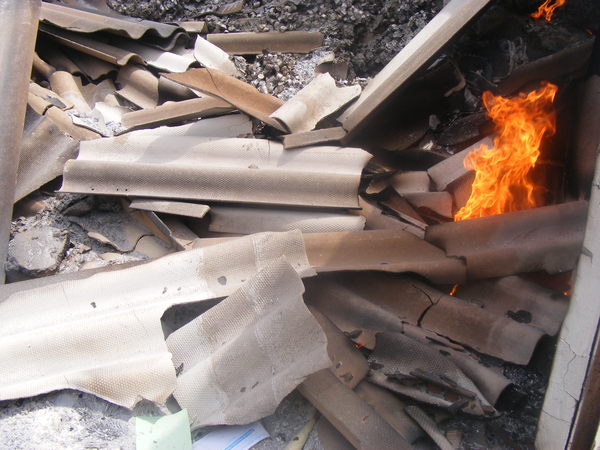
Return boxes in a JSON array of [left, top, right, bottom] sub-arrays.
[[0, 0, 41, 284]]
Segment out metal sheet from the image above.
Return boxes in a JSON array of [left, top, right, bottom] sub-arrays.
[[207, 31, 324, 55], [61, 139, 371, 209], [425, 201, 588, 279], [209, 205, 366, 234], [0, 230, 313, 408], [0, 0, 40, 284]]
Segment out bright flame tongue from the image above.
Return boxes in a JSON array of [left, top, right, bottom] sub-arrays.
[[531, 0, 566, 21], [454, 82, 558, 222]]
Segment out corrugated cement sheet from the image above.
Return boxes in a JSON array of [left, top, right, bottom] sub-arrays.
[[0, 230, 313, 408], [62, 139, 372, 208], [40, 2, 185, 49]]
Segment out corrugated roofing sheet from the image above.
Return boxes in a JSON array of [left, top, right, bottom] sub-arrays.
[[61, 138, 371, 208], [0, 230, 313, 408], [40, 2, 186, 48]]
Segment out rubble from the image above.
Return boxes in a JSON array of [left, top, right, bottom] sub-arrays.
[[7, 227, 69, 276], [1, 0, 599, 448]]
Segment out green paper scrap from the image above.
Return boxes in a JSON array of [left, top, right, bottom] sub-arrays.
[[136, 409, 193, 450]]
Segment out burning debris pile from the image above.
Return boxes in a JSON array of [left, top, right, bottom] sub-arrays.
[[0, 0, 599, 449]]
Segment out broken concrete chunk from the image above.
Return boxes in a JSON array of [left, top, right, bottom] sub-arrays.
[[167, 258, 329, 428], [193, 35, 240, 77], [207, 31, 324, 55], [8, 227, 69, 276], [70, 212, 152, 252], [270, 73, 361, 134]]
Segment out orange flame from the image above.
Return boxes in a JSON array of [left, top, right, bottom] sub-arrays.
[[449, 284, 459, 296], [454, 82, 558, 222], [531, 0, 566, 21]]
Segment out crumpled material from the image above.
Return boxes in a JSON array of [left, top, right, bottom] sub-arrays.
[[167, 258, 330, 428]]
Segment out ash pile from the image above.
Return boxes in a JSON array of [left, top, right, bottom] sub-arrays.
[[0, 0, 599, 449]]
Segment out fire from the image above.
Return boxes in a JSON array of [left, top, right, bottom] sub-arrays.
[[531, 0, 566, 21], [449, 284, 459, 296], [454, 82, 558, 222]]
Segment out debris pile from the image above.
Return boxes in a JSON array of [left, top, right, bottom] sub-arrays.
[[1, 0, 599, 448]]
